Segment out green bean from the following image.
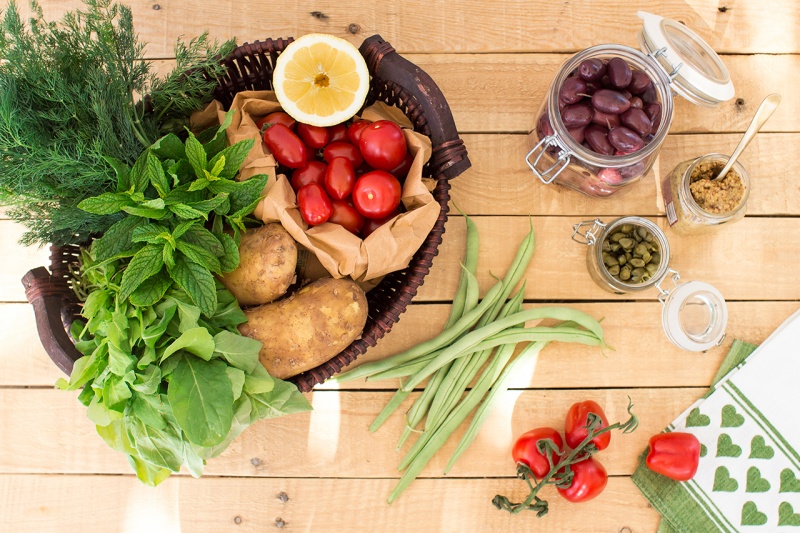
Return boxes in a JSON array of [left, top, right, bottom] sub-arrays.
[[365, 349, 442, 382], [443, 213, 481, 329], [396, 366, 449, 449], [483, 219, 535, 324], [401, 307, 605, 391], [369, 384, 411, 433]]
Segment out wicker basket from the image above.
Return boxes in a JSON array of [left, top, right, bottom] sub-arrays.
[[21, 35, 470, 392]]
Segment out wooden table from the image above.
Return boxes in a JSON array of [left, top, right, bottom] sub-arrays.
[[2, 2, 798, 531]]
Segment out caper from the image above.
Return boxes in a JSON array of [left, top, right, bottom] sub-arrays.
[[644, 232, 654, 243], [651, 252, 661, 265], [642, 251, 651, 263], [617, 255, 626, 265], [610, 243, 621, 252], [602, 252, 618, 266], [619, 266, 631, 281], [602, 240, 611, 252], [645, 262, 658, 275], [637, 226, 648, 240], [630, 257, 646, 268], [620, 224, 634, 233], [634, 243, 648, 257], [600, 223, 662, 285], [610, 232, 626, 243], [607, 264, 620, 276], [632, 267, 646, 279], [618, 237, 634, 250]]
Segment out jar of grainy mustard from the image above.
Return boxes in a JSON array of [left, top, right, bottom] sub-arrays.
[[662, 153, 750, 234]]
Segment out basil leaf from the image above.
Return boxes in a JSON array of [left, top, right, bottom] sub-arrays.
[[127, 455, 172, 487], [130, 393, 167, 430], [161, 326, 215, 362], [78, 192, 134, 215], [212, 330, 261, 373], [167, 354, 233, 447], [248, 376, 312, 420], [168, 255, 217, 317], [125, 416, 183, 472], [226, 367, 246, 401], [102, 374, 132, 410], [119, 244, 166, 302]]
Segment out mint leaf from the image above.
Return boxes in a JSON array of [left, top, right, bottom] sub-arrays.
[[183, 225, 224, 257], [78, 192, 134, 215], [208, 155, 226, 178], [103, 155, 132, 193], [177, 240, 222, 274], [188, 193, 229, 216], [92, 216, 145, 261], [167, 354, 233, 447], [121, 205, 170, 219], [151, 133, 186, 161], [169, 203, 207, 220], [168, 255, 218, 317], [171, 220, 197, 240], [229, 174, 268, 213], [130, 149, 151, 193], [147, 152, 170, 197], [130, 271, 173, 307], [132, 222, 171, 244], [184, 132, 208, 181], [164, 184, 204, 205], [215, 232, 239, 272], [119, 244, 166, 302], [203, 109, 236, 158], [209, 138, 254, 180], [161, 326, 215, 362]]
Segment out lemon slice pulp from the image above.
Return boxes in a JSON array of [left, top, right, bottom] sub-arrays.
[[273, 34, 370, 127]]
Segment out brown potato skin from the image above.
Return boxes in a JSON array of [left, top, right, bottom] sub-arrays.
[[219, 223, 297, 306], [239, 277, 368, 379]]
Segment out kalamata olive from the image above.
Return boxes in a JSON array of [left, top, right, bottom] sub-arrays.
[[598, 168, 624, 185], [630, 96, 643, 109], [559, 77, 587, 105], [561, 102, 593, 128], [579, 58, 606, 82], [567, 126, 586, 144], [600, 75, 611, 87], [592, 109, 621, 129], [618, 161, 646, 180], [585, 125, 614, 155], [628, 70, 651, 94], [621, 108, 652, 137], [537, 113, 554, 138], [607, 58, 632, 89], [641, 83, 657, 104], [608, 126, 645, 153], [592, 89, 631, 114], [643, 102, 662, 134], [584, 81, 600, 95]]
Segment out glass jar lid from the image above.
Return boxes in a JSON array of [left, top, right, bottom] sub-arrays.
[[659, 279, 728, 351], [637, 11, 734, 107]]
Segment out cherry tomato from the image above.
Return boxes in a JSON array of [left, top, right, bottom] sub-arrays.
[[556, 457, 608, 503], [256, 111, 296, 131], [347, 119, 372, 145], [297, 123, 330, 149], [290, 161, 327, 192], [324, 157, 356, 201], [263, 123, 308, 169], [296, 183, 333, 226], [329, 200, 365, 235], [323, 141, 364, 169], [564, 400, 611, 451], [359, 120, 407, 171], [360, 207, 402, 238], [389, 152, 414, 180], [352, 171, 402, 219], [327, 123, 349, 144], [511, 427, 564, 479]]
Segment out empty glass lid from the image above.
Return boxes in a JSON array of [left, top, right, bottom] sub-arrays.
[[660, 280, 728, 352]]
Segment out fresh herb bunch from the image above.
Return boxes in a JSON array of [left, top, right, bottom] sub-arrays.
[[0, 0, 236, 246], [58, 117, 312, 486]]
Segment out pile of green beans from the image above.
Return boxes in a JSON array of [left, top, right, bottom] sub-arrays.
[[334, 213, 607, 503]]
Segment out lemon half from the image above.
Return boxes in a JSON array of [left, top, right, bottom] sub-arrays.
[[273, 34, 370, 127]]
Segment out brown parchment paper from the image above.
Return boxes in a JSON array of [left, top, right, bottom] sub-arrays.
[[194, 93, 439, 283]]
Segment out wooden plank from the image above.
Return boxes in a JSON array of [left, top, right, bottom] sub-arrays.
[[0, 474, 659, 533], [453, 132, 800, 216], [1, 300, 792, 389], [0, 388, 700, 478], [0, 223, 51, 303], [13, 0, 800, 55]]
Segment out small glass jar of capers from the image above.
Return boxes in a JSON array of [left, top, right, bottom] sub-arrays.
[[572, 215, 729, 351]]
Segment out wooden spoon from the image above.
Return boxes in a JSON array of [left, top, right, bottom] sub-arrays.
[[714, 93, 781, 180]]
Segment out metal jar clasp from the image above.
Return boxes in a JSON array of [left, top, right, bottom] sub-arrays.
[[571, 218, 606, 245], [526, 134, 571, 184]]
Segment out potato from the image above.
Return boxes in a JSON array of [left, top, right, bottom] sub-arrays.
[[219, 223, 297, 306], [239, 277, 368, 379]]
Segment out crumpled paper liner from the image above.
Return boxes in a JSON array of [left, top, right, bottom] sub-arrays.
[[194, 93, 439, 283]]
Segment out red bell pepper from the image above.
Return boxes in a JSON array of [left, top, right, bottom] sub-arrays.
[[645, 432, 701, 481]]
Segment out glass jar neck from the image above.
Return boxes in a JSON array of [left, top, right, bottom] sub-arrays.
[[679, 153, 750, 222]]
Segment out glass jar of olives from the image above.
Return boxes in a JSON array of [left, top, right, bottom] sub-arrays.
[[527, 12, 734, 198], [572, 216, 729, 351]]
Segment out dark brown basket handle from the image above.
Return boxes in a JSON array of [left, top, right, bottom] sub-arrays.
[[22, 267, 81, 375], [359, 35, 471, 180]]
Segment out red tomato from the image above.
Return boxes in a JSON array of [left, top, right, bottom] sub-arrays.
[[263, 123, 308, 169], [297, 123, 330, 149], [645, 432, 701, 481], [296, 183, 333, 226], [323, 141, 364, 169], [359, 120, 407, 171], [324, 157, 356, 201], [327, 123, 349, 144], [290, 161, 327, 192], [329, 200, 365, 235], [256, 111, 296, 131], [511, 427, 564, 479], [352, 171, 402, 219], [360, 207, 402, 238], [556, 457, 608, 503], [564, 400, 611, 451], [389, 152, 414, 180], [347, 119, 372, 145]]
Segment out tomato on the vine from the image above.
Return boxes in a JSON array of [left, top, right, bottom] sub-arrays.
[[297, 123, 330, 149], [256, 111, 296, 131], [511, 427, 563, 479], [347, 119, 372, 145], [263, 123, 308, 169], [564, 400, 611, 451], [291, 161, 327, 192], [323, 141, 364, 169], [328, 200, 365, 235], [359, 120, 407, 171], [352, 171, 402, 219], [324, 157, 356, 201], [296, 183, 333, 226], [556, 457, 608, 503], [327, 123, 349, 144]]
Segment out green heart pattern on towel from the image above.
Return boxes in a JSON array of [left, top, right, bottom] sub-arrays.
[[742, 501, 768, 526], [713, 466, 739, 492], [779, 502, 800, 526], [746, 466, 771, 493], [749, 435, 775, 460], [781, 469, 800, 493], [721, 404, 745, 427], [717, 433, 743, 458], [686, 407, 711, 427]]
